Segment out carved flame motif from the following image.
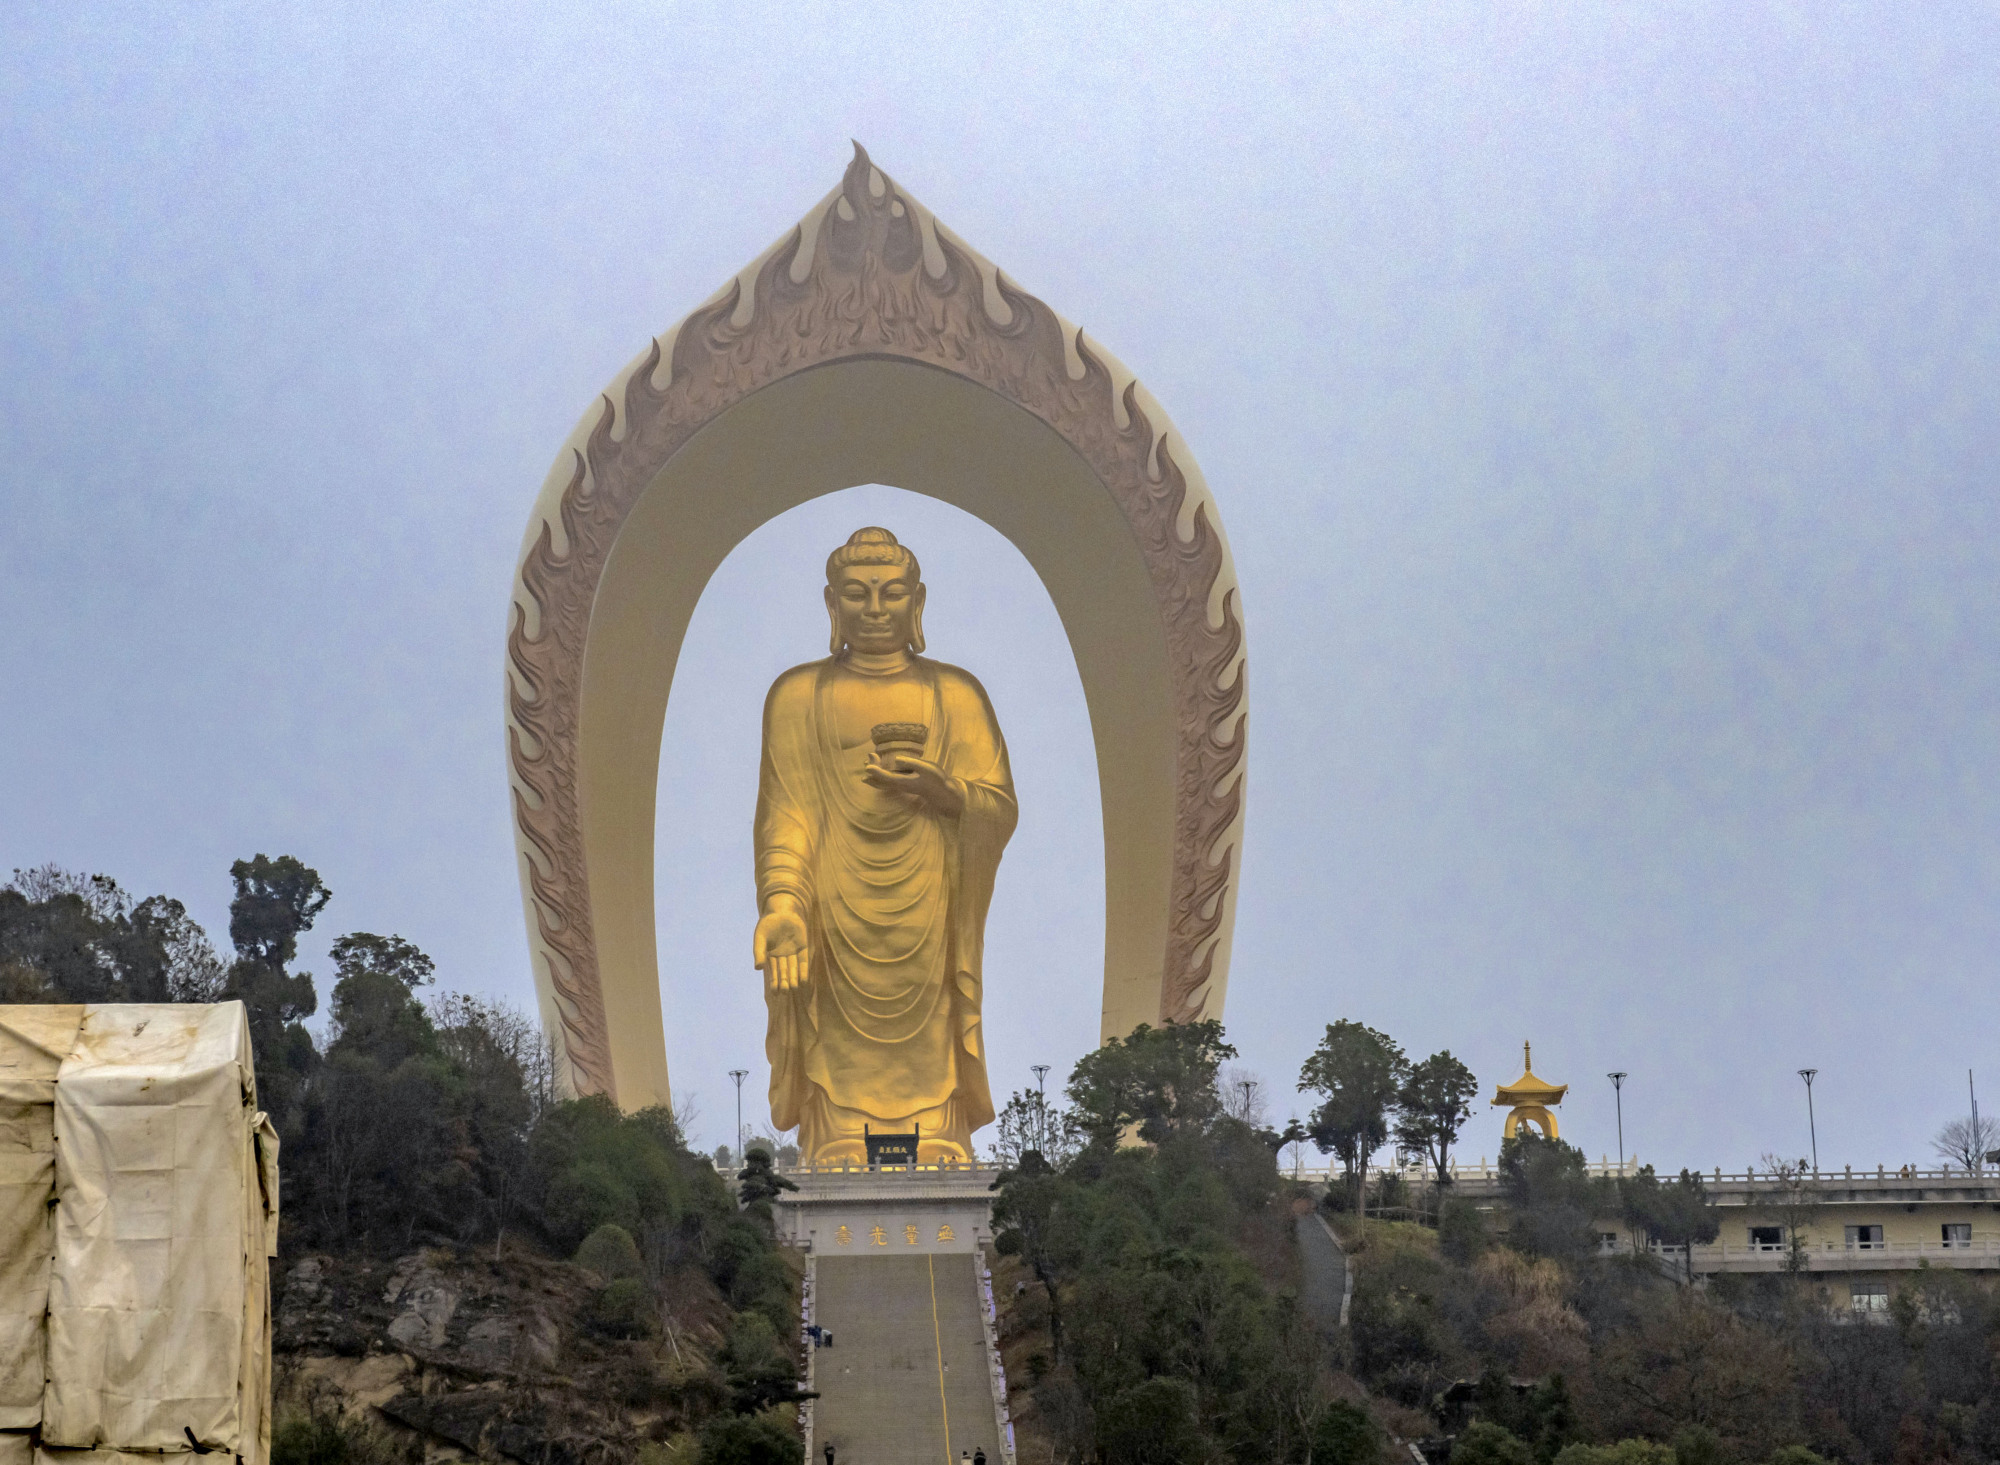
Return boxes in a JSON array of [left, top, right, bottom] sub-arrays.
[[508, 146, 1246, 1100]]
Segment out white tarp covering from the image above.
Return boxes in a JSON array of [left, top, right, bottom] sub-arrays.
[[0, 1004, 273, 1465], [0, 1008, 84, 1431]]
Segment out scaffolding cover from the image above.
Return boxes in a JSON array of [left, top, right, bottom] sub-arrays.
[[0, 1009, 84, 1431], [0, 1004, 274, 1465]]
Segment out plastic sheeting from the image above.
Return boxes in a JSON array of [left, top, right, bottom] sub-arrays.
[[0, 1004, 274, 1465], [0, 1009, 84, 1431]]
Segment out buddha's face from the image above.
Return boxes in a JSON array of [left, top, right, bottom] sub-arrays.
[[827, 562, 923, 654]]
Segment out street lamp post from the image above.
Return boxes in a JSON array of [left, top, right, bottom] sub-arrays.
[[1238, 1078, 1256, 1122], [1607, 1072, 1628, 1174], [1798, 1069, 1819, 1174], [728, 1068, 748, 1171], [1031, 1064, 1051, 1155], [1971, 1069, 1982, 1176]]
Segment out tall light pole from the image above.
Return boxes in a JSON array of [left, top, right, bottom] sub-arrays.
[[1607, 1072, 1628, 1174], [1798, 1069, 1819, 1174], [1238, 1078, 1257, 1122], [728, 1068, 748, 1170], [1031, 1064, 1051, 1154], [1971, 1070, 1982, 1175]]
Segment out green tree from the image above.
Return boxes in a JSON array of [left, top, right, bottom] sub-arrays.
[[994, 1086, 1079, 1167], [992, 1149, 1078, 1360], [528, 1095, 690, 1252], [1498, 1131, 1608, 1261], [427, 991, 539, 1237], [1299, 1021, 1406, 1211], [0, 866, 223, 1004], [695, 1410, 800, 1465], [1552, 1444, 1676, 1465], [1620, 1166, 1719, 1284], [299, 931, 467, 1244], [1753, 1155, 1823, 1280], [576, 1222, 646, 1281], [1067, 1019, 1236, 1148], [1438, 1197, 1490, 1264], [1395, 1050, 1480, 1187], [221, 854, 331, 1128], [734, 1145, 797, 1227], [1451, 1423, 1535, 1465], [1097, 1376, 1205, 1465], [717, 1311, 806, 1414], [1473, 1370, 1578, 1463], [1311, 1400, 1382, 1465]]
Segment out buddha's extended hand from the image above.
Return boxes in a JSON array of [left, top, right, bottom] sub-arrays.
[[863, 754, 965, 817], [755, 895, 811, 993]]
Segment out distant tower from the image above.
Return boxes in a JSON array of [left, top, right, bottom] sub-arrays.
[[1492, 1041, 1568, 1139]]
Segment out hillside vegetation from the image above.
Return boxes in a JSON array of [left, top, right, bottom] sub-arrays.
[[1, 858, 804, 1465], [987, 1019, 2000, 1465], [12, 865, 1998, 1465]]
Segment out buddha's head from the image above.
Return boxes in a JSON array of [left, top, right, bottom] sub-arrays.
[[825, 527, 926, 656]]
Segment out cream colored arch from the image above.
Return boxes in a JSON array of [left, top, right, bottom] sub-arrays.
[[507, 148, 1247, 1109]]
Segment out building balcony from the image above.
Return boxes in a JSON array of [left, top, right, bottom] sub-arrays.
[[1641, 1237, 2000, 1273]]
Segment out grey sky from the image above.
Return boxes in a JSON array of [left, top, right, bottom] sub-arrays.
[[4, 4, 1996, 1169]]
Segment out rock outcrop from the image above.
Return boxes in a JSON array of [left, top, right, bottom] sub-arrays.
[[276, 1242, 751, 1465]]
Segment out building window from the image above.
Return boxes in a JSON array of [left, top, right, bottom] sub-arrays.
[[1942, 1223, 1971, 1248], [1850, 1283, 1889, 1313], [1749, 1226, 1784, 1251], [1845, 1225, 1883, 1250]]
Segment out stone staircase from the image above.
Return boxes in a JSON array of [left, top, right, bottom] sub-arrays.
[[808, 1253, 1005, 1465]]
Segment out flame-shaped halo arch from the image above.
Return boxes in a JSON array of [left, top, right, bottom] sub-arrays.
[[508, 146, 1247, 1107]]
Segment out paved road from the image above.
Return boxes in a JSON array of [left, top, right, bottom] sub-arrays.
[[1296, 1210, 1349, 1334], [813, 1254, 1001, 1465]]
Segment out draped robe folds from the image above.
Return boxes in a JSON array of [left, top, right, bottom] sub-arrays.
[[756, 657, 1015, 1162]]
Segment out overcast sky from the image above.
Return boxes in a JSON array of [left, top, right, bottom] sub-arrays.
[[5, 4, 1997, 1171]]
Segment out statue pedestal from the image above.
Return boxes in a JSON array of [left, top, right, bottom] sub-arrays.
[[772, 1164, 1000, 1255]]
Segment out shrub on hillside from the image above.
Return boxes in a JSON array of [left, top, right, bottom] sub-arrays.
[[1438, 1197, 1489, 1264], [1311, 1401, 1381, 1465], [1096, 1377, 1205, 1465], [695, 1409, 800, 1465], [1345, 1224, 1470, 1408], [271, 1398, 413, 1465], [1449, 1423, 1534, 1465], [527, 1096, 689, 1252], [1668, 1427, 1724, 1465], [576, 1223, 646, 1281], [590, 1277, 656, 1338], [992, 1023, 1323, 1464], [1553, 1442, 1675, 1465], [706, 1218, 794, 1336]]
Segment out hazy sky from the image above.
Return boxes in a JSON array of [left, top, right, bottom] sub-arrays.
[[5, 4, 1997, 1170]]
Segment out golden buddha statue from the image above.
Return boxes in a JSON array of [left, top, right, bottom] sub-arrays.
[[753, 528, 1016, 1164]]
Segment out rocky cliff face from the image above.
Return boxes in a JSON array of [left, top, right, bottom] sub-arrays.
[[275, 1242, 756, 1465]]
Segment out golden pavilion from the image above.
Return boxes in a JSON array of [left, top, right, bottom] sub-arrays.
[[1492, 1041, 1567, 1139]]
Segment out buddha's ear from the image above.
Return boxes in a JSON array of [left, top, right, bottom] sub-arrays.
[[824, 585, 843, 656], [910, 582, 927, 654]]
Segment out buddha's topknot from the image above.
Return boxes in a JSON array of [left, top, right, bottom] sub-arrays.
[[825, 526, 920, 583]]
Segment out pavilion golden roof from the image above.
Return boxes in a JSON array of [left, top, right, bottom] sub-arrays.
[[1490, 1041, 1568, 1108]]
